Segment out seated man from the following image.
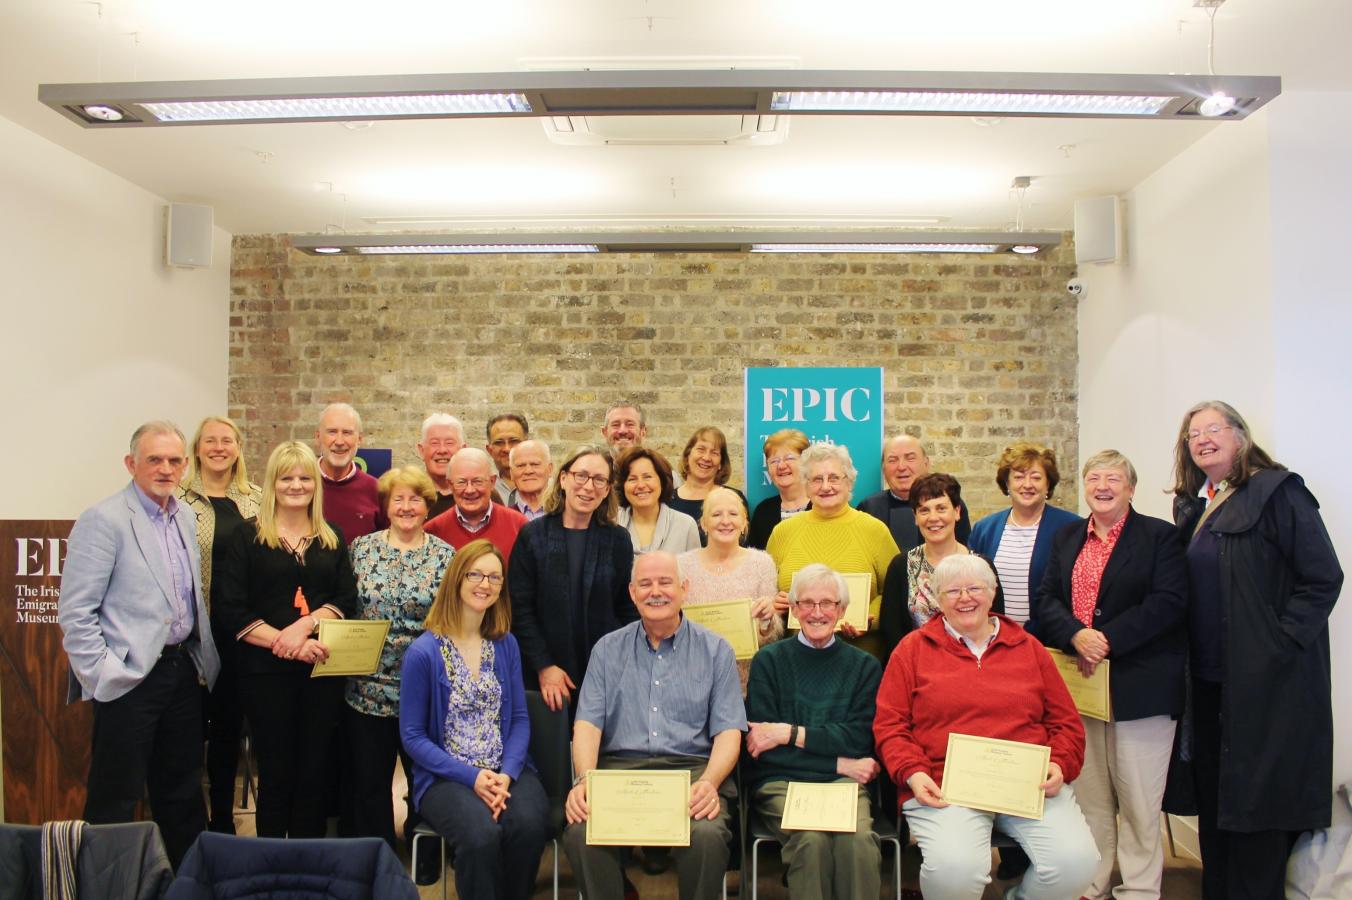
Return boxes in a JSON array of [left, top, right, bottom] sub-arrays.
[[563, 551, 746, 900], [744, 563, 883, 899]]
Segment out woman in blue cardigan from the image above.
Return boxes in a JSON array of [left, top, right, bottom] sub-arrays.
[[968, 442, 1080, 636], [400, 539, 549, 900]]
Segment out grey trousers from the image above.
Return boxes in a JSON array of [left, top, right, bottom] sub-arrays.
[[563, 754, 735, 900], [752, 779, 880, 900]]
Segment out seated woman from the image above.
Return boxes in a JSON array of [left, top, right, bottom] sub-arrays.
[[614, 446, 701, 555], [400, 539, 550, 900], [874, 554, 1098, 900], [745, 564, 884, 899], [669, 426, 748, 544], [747, 428, 811, 550]]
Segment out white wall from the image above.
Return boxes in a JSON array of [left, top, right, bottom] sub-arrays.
[[1079, 92, 1352, 787], [0, 113, 232, 519]]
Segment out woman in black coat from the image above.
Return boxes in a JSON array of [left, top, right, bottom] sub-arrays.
[[508, 443, 637, 713], [1171, 401, 1342, 900]]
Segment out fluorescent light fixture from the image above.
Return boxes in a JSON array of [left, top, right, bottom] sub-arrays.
[[292, 231, 1061, 256], [39, 70, 1280, 127]]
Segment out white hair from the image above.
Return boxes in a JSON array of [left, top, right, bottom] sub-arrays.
[[129, 420, 186, 458], [449, 446, 494, 474], [799, 442, 858, 486], [420, 412, 465, 443], [320, 402, 362, 431], [788, 563, 850, 610], [510, 439, 552, 465], [931, 555, 998, 595]]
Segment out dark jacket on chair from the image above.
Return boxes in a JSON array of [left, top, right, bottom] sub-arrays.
[[0, 821, 172, 900]]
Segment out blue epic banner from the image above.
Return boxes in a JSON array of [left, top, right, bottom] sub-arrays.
[[743, 367, 885, 510]]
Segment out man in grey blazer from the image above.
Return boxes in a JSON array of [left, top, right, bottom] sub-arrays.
[[58, 421, 220, 867]]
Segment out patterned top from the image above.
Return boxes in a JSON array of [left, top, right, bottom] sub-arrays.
[[677, 548, 784, 692], [344, 531, 456, 717], [905, 545, 940, 628], [439, 635, 503, 770], [1071, 512, 1129, 626]]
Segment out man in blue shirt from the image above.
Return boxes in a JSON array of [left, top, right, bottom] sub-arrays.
[[563, 551, 746, 900]]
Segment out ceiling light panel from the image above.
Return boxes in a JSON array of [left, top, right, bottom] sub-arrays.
[[770, 90, 1174, 116], [141, 93, 531, 123]]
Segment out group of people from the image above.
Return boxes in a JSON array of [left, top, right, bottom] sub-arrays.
[[56, 397, 1340, 900]]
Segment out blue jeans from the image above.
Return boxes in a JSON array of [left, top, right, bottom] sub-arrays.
[[418, 769, 550, 900]]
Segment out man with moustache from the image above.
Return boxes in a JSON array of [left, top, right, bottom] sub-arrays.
[[315, 402, 385, 543], [485, 412, 528, 504], [563, 552, 746, 900], [506, 439, 553, 521], [416, 412, 465, 518], [425, 447, 526, 566], [857, 434, 971, 553]]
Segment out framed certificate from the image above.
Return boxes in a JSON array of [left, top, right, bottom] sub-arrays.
[[310, 619, 391, 677], [681, 598, 758, 660], [586, 769, 691, 846], [940, 733, 1051, 820], [787, 572, 871, 632], [1047, 650, 1111, 722], [780, 781, 859, 833]]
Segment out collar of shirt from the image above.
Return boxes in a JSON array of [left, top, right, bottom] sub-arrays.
[[132, 482, 180, 520], [1085, 508, 1129, 548], [636, 614, 688, 654], [323, 462, 359, 483], [796, 630, 836, 649], [942, 615, 1001, 658], [456, 501, 493, 533]]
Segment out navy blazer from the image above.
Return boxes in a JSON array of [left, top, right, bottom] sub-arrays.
[[1036, 508, 1188, 721], [968, 504, 1081, 636]]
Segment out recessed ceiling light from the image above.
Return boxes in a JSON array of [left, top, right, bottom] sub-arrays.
[[1198, 92, 1237, 117], [312, 246, 343, 254], [1010, 245, 1040, 254], [82, 104, 124, 121]]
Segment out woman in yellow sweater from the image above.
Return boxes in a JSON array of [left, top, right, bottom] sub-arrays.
[[766, 442, 900, 659]]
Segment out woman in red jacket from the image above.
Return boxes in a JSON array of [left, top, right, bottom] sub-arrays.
[[874, 554, 1098, 899]]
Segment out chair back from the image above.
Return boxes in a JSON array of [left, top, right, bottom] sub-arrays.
[[525, 690, 571, 835]]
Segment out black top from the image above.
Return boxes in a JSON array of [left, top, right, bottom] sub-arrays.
[[215, 520, 359, 676], [427, 492, 456, 520], [206, 496, 246, 610], [1186, 523, 1225, 682], [747, 494, 811, 550]]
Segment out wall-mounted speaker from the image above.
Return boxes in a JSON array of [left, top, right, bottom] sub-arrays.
[[1073, 196, 1122, 265], [165, 203, 214, 268]]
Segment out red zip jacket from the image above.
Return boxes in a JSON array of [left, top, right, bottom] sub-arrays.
[[873, 613, 1085, 810]]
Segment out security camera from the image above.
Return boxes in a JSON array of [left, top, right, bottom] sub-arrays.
[[1066, 278, 1085, 297]]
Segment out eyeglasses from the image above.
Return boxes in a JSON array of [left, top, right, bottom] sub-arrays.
[[942, 586, 989, 601], [767, 454, 800, 467], [566, 471, 611, 489], [1187, 424, 1233, 443], [465, 571, 503, 586], [451, 478, 491, 491], [490, 437, 523, 448], [807, 474, 848, 488], [792, 599, 840, 613]]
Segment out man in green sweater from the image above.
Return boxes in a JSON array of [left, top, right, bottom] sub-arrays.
[[745, 563, 884, 899]]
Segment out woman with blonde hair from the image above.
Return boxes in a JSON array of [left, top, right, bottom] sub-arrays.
[[215, 440, 357, 838], [401, 540, 549, 900], [176, 415, 261, 833]]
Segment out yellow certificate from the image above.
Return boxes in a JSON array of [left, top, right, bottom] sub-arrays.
[[787, 572, 871, 632], [682, 598, 758, 660], [780, 781, 859, 833], [586, 769, 690, 846], [941, 733, 1051, 820], [1047, 650, 1111, 722], [309, 619, 391, 677]]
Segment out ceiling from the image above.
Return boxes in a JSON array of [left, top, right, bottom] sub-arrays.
[[3, 0, 1347, 236]]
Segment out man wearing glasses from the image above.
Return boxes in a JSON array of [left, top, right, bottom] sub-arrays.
[[426, 447, 526, 566], [485, 412, 529, 504]]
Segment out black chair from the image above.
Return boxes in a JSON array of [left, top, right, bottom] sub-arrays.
[[410, 690, 569, 900]]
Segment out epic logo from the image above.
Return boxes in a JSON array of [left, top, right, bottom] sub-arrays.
[[15, 538, 67, 577], [761, 387, 872, 423]]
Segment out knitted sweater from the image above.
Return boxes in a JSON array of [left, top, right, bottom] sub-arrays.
[[873, 614, 1085, 810], [320, 468, 385, 544], [744, 637, 882, 789], [425, 504, 527, 568]]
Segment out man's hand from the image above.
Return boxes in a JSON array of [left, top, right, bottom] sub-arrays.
[[689, 778, 721, 821], [565, 780, 589, 825], [836, 757, 880, 785], [906, 772, 948, 808], [745, 722, 791, 759], [539, 665, 576, 712]]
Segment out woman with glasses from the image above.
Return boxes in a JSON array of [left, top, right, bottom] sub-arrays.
[[400, 539, 550, 900], [508, 444, 637, 713], [669, 425, 749, 545], [1037, 450, 1188, 900], [343, 465, 457, 849], [1170, 402, 1342, 900], [874, 554, 1098, 900], [748, 428, 811, 550], [766, 443, 899, 659], [614, 446, 701, 555]]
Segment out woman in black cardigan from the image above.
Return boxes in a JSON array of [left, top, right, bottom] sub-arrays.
[[216, 440, 358, 838], [508, 443, 636, 713]]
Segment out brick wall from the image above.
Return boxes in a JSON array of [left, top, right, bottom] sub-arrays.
[[229, 234, 1080, 519]]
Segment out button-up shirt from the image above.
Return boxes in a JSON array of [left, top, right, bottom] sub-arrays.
[[1071, 511, 1129, 626], [943, 615, 1001, 660], [133, 483, 197, 645], [455, 501, 493, 535], [576, 616, 747, 759], [508, 489, 546, 522]]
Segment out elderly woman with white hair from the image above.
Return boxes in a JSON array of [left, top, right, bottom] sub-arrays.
[[744, 563, 884, 899], [874, 554, 1098, 900], [766, 443, 900, 659]]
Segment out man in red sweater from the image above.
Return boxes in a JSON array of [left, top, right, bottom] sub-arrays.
[[425, 447, 526, 566], [315, 402, 384, 543]]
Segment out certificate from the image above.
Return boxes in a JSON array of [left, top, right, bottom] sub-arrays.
[[780, 781, 859, 833], [586, 769, 690, 846], [941, 733, 1051, 820], [681, 599, 758, 660], [787, 572, 871, 632], [1047, 650, 1111, 722], [310, 619, 391, 677]]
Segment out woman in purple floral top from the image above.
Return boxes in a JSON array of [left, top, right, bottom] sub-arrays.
[[400, 540, 549, 900], [345, 466, 456, 848]]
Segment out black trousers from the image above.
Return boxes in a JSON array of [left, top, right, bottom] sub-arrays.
[[204, 636, 244, 831], [84, 648, 206, 869], [239, 669, 343, 838], [343, 704, 414, 848], [1192, 678, 1299, 900]]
